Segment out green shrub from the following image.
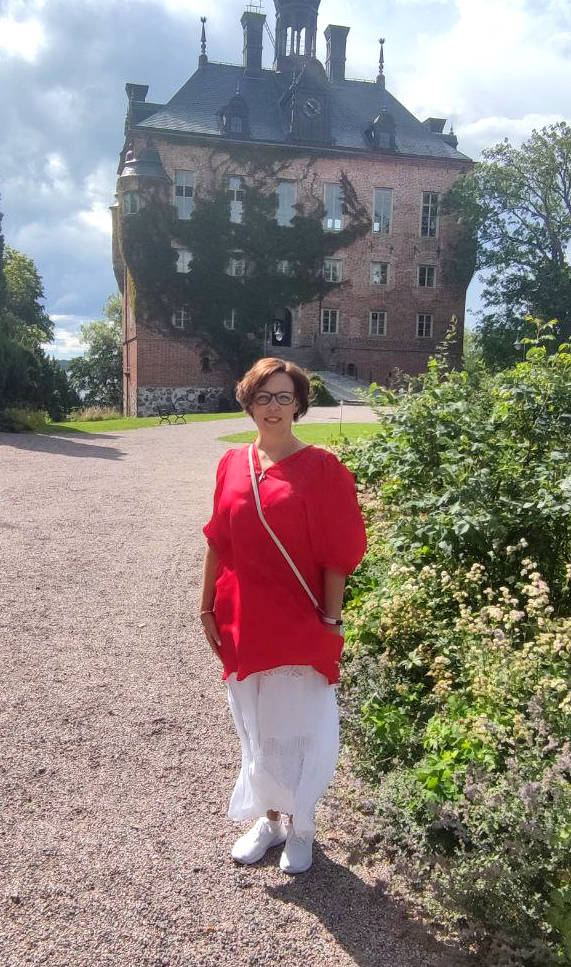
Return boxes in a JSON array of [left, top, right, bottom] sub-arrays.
[[309, 373, 337, 406], [340, 320, 571, 964], [69, 405, 122, 422], [0, 408, 48, 432]]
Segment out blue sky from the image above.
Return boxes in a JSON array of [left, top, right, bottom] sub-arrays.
[[1, 0, 569, 357]]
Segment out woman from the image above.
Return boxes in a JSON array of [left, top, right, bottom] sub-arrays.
[[200, 358, 366, 873]]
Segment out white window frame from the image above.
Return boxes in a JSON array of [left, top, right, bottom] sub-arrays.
[[418, 264, 436, 287], [223, 308, 238, 330], [323, 259, 343, 283], [174, 170, 195, 220], [370, 261, 388, 285], [421, 192, 439, 238], [321, 308, 339, 334], [372, 188, 392, 234], [123, 191, 140, 216], [228, 175, 244, 224], [417, 313, 433, 337], [175, 249, 193, 273], [227, 255, 246, 277], [323, 183, 344, 232], [172, 306, 191, 329], [276, 180, 297, 227], [369, 311, 387, 336], [276, 259, 292, 275]]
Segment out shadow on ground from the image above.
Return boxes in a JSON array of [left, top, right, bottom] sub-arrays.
[[266, 845, 478, 967], [0, 431, 125, 460]]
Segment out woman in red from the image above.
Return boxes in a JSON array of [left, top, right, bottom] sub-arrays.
[[200, 358, 366, 873]]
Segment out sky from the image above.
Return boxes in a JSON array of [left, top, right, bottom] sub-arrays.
[[1, 0, 569, 359]]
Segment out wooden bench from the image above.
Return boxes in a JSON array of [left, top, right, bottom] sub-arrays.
[[156, 404, 186, 425]]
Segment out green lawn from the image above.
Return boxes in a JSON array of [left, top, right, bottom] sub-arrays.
[[41, 412, 245, 434], [220, 422, 381, 445]]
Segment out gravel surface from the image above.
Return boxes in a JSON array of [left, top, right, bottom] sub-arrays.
[[1, 412, 479, 967]]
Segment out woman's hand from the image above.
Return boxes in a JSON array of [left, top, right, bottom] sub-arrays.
[[200, 611, 223, 663]]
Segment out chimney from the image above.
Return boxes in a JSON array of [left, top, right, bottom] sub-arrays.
[[324, 25, 350, 82], [241, 9, 266, 72], [125, 84, 149, 103]]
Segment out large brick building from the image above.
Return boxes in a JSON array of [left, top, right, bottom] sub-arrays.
[[112, 0, 472, 416]]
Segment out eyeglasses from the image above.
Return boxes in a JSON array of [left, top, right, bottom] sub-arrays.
[[253, 391, 295, 406]]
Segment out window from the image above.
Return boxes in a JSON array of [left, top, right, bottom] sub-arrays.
[[321, 308, 339, 334], [418, 264, 436, 287], [323, 259, 343, 283], [227, 176, 244, 223], [123, 191, 140, 215], [276, 181, 297, 226], [421, 192, 439, 237], [175, 249, 193, 273], [172, 306, 191, 329], [230, 116, 243, 133], [369, 311, 387, 336], [223, 308, 237, 330], [174, 170, 194, 220], [417, 313, 433, 337], [324, 183, 344, 231], [370, 262, 388, 285], [201, 356, 210, 373], [276, 259, 292, 275], [227, 256, 246, 277], [373, 188, 392, 234]]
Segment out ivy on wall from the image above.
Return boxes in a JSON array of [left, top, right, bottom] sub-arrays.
[[119, 161, 369, 377]]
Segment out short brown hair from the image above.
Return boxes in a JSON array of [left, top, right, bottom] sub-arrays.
[[235, 358, 311, 421]]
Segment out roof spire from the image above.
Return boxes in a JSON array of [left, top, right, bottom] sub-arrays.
[[377, 37, 385, 87], [199, 16, 208, 66]]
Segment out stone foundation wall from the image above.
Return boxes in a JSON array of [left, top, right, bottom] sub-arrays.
[[137, 385, 228, 417]]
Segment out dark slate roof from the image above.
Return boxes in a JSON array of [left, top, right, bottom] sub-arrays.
[[136, 61, 470, 162]]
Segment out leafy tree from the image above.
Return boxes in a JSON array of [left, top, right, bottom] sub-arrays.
[[0, 219, 77, 420], [443, 122, 571, 368], [2, 247, 53, 348], [68, 296, 122, 408], [121, 170, 369, 377]]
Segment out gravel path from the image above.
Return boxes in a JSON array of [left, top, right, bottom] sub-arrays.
[[1, 412, 477, 967]]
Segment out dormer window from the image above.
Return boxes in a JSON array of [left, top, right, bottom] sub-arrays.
[[219, 92, 250, 139], [365, 110, 396, 152]]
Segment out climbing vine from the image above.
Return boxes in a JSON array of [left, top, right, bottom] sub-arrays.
[[120, 163, 369, 377]]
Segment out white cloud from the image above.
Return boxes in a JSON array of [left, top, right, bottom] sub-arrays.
[[43, 320, 87, 359], [0, 16, 47, 61], [458, 113, 567, 159]]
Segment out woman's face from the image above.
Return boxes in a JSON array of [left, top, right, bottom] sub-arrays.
[[250, 371, 298, 435]]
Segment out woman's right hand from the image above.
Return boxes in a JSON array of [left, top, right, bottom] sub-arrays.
[[200, 611, 223, 664]]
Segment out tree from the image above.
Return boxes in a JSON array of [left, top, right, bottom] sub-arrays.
[[443, 122, 571, 368], [121, 169, 369, 377], [0, 219, 78, 420], [68, 295, 122, 408]]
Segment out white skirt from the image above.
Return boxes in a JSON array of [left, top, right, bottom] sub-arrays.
[[226, 665, 339, 838]]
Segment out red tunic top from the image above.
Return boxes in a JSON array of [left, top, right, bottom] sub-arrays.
[[203, 444, 367, 684]]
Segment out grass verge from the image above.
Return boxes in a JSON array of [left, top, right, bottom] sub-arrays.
[[40, 412, 245, 434], [220, 423, 381, 445]]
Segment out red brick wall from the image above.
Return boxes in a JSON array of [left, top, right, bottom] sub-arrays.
[[120, 139, 471, 405]]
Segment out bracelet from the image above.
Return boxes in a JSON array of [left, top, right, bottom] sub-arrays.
[[200, 609, 214, 617], [320, 614, 343, 626]]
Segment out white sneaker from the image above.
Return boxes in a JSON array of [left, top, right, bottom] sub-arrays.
[[231, 817, 287, 865], [279, 826, 313, 874]]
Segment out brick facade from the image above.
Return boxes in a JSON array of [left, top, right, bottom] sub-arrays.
[[112, 4, 472, 415]]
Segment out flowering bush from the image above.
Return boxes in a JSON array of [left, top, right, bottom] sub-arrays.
[[340, 322, 571, 964]]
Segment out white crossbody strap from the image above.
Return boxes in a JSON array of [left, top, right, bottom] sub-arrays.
[[248, 444, 320, 611]]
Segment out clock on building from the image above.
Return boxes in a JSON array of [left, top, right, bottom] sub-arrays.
[[303, 96, 322, 119]]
